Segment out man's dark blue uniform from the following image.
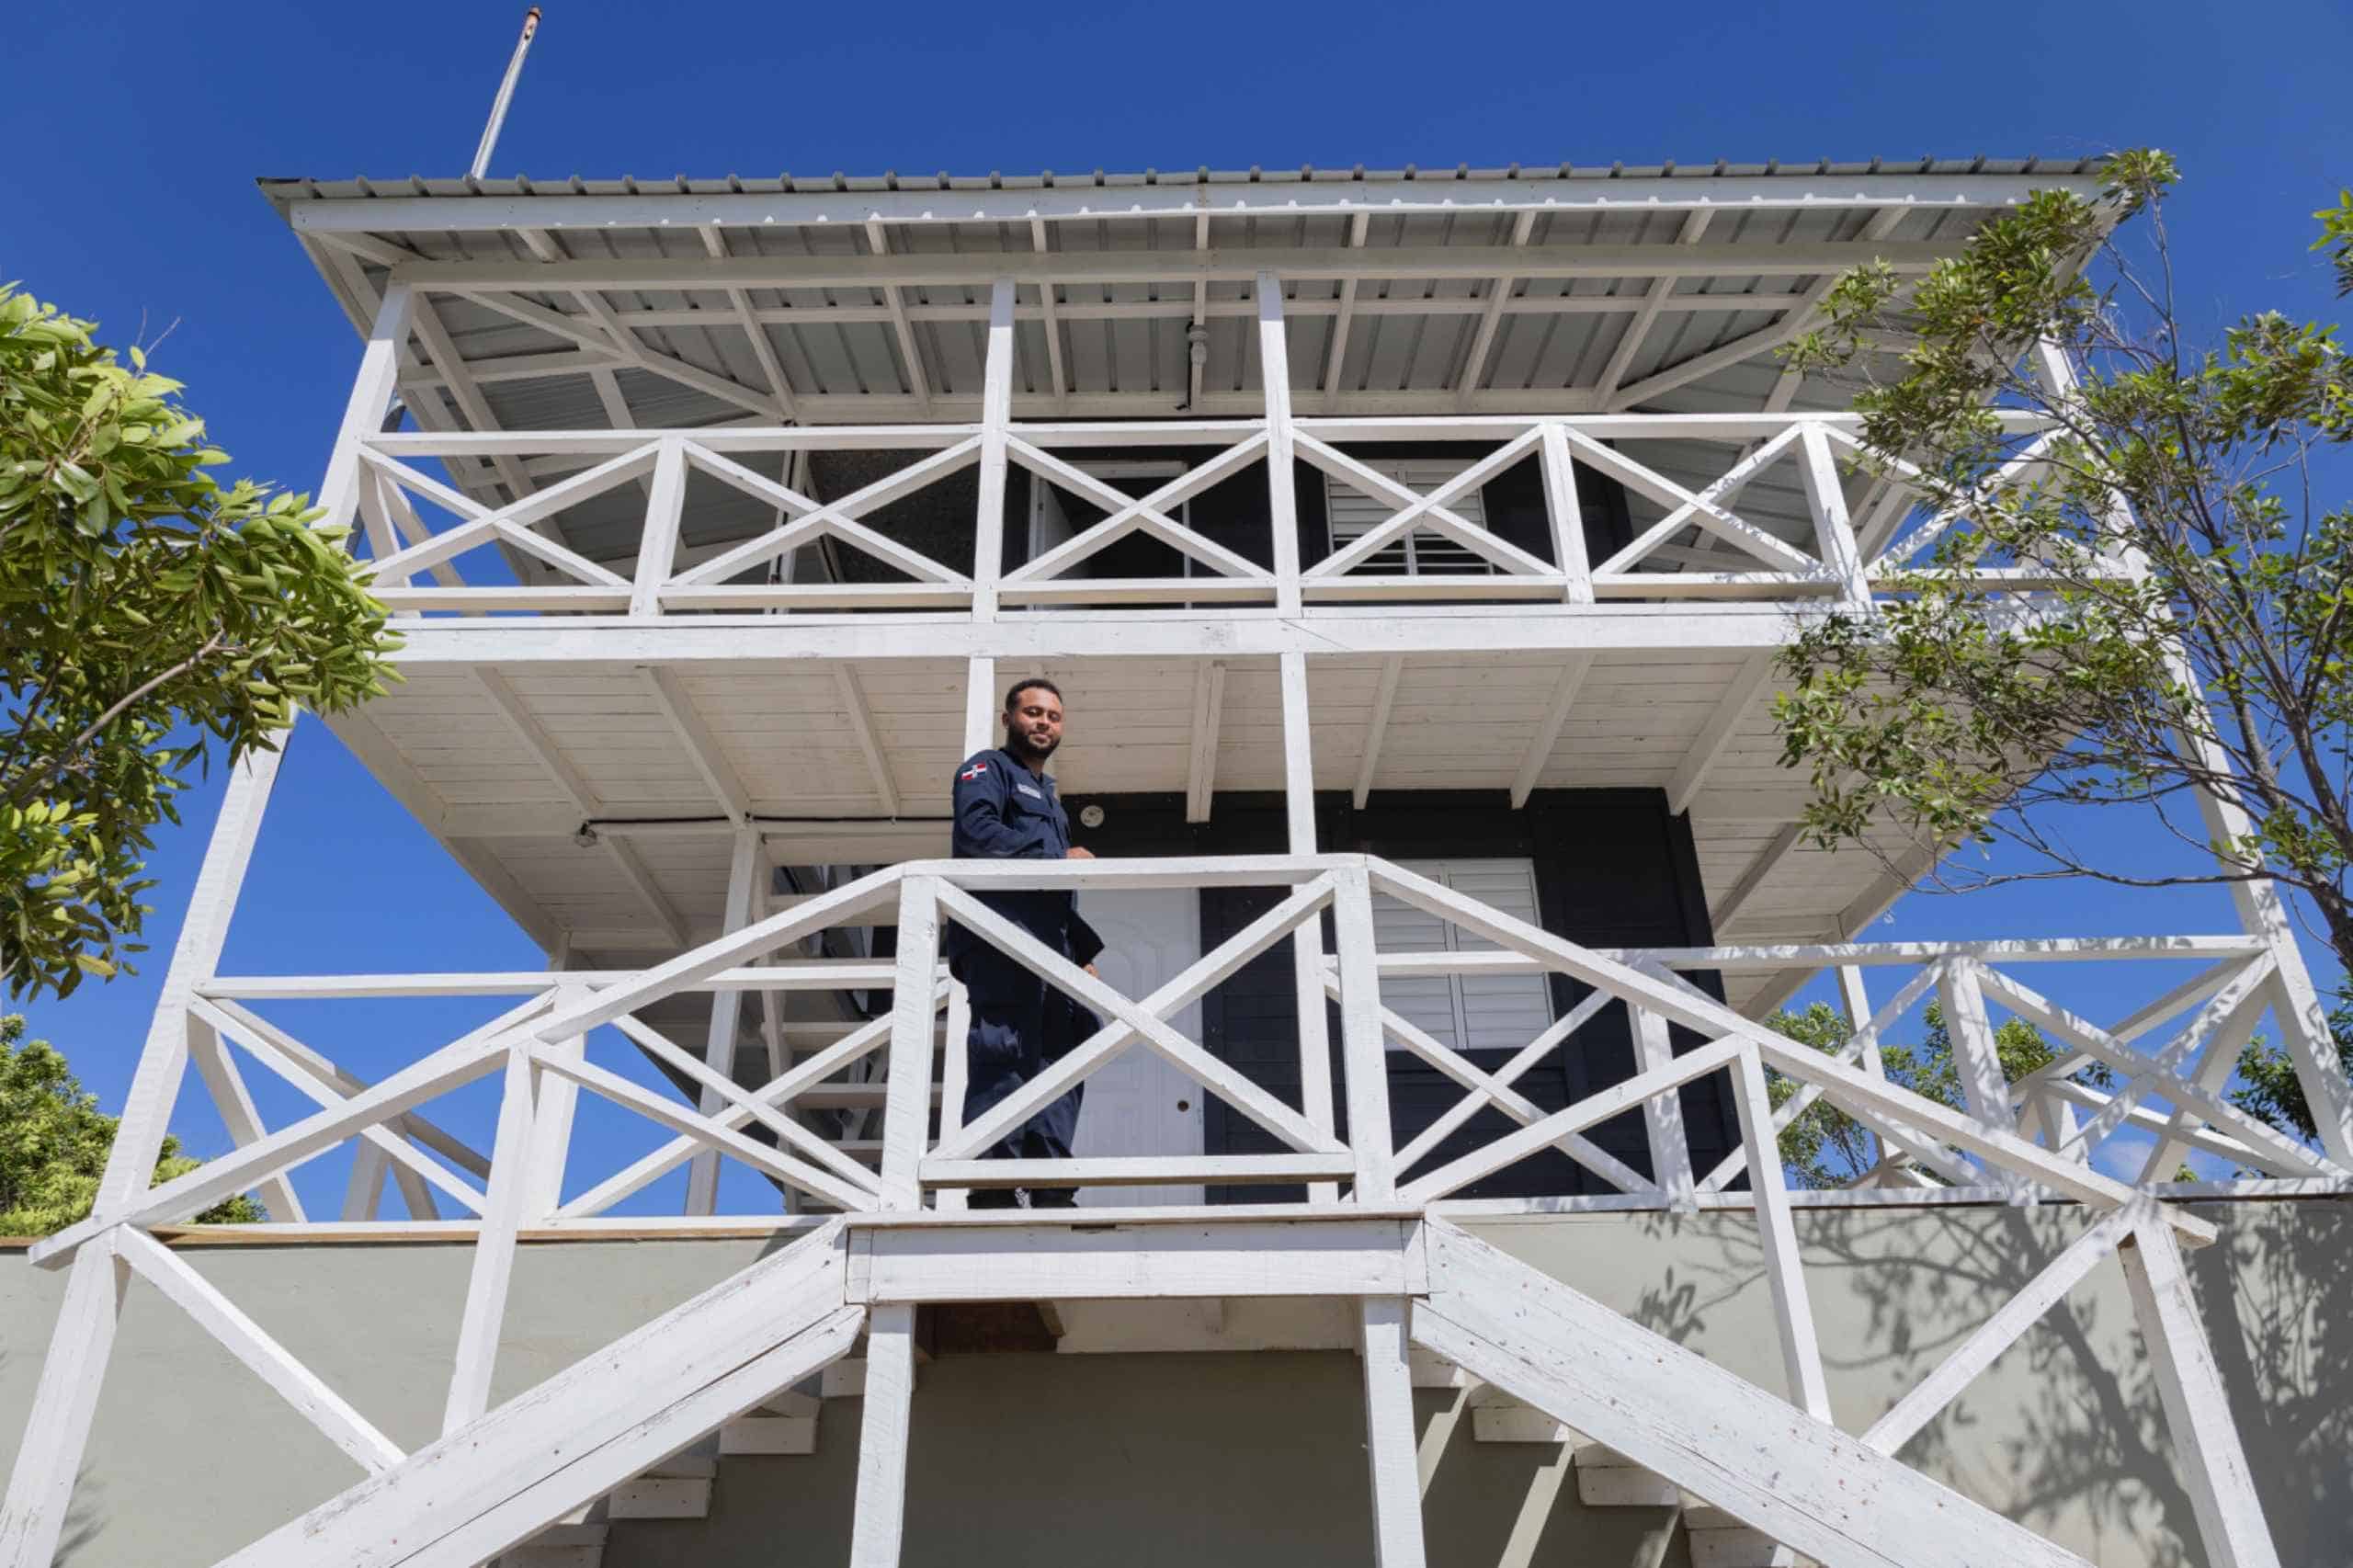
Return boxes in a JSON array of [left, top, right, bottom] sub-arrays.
[[949, 744, 1102, 1206]]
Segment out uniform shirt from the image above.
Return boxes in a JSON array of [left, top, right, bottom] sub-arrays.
[[947, 747, 1102, 970]]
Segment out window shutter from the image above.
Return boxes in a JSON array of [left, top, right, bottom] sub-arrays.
[[1373, 858, 1552, 1052], [1325, 460, 1492, 575]]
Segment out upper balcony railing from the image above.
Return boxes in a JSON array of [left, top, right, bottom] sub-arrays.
[[348, 410, 2090, 623]]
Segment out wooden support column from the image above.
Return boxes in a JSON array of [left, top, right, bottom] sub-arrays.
[[936, 657, 996, 1212], [687, 824, 764, 1215], [1731, 1047, 1832, 1418], [1537, 422, 1595, 606], [1938, 960, 2025, 1195], [1332, 864, 1396, 1201], [439, 1045, 538, 1435], [629, 435, 688, 619], [848, 1301, 919, 1567], [971, 278, 1016, 621], [1357, 1297, 1430, 1568], [2119, 1221, 2284, 1568], [1280, 650, 1338, 1195], [1258, 270, 1303, 616], [878, 877, 942, 1210], [524, 975, 588, 1221], [1798, 424, 1872, 608], [2029, 341, 2353, 1167], [1629, 998, 1696, 1207]]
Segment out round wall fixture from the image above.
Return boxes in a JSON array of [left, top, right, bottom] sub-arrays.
[[1078, 803, 1107, 828]]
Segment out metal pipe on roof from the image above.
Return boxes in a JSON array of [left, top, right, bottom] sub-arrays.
[[468, 7, 542, 182]]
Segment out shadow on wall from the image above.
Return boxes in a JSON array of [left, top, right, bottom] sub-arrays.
[[1613, 1200, 2350, 1567]]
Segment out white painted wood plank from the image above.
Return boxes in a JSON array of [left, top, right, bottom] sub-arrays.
[[1358, 1297, 1430, 1567], [441, 1049, 539, 1435], [853, 1218, 1417, 1302], [2119, 1220, 2284, 1568], [848, 1301, 917, 1568], [116, 1230, 404, 1473]]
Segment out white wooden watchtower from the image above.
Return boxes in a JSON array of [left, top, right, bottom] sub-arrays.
[[5, 158, 2348, 1568]]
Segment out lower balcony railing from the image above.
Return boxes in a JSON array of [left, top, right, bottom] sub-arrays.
[[35, 855, 2346, 1265]]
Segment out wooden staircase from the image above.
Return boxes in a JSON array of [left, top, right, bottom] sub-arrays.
[[501, 1365, 868, 1568]]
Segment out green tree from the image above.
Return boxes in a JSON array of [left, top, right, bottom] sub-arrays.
[[1771, 155, 2353, 980], [2229, 1002, 2353, 1146], [2, 285, 399, 999], [0, 1013, 260, 1235], [1765, 998, 2097, 1187]]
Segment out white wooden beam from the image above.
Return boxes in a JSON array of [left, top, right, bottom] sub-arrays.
[[1354, 655, 1404, 809], [186, 1015, 307, 1223], [1595, 211, 1711, 403], [1509, 653, 1593, 808], [406, 296, 537, 506], [865, 219, 934, 412], [1259, 271, 1304, 615], [835, 665, 901, 816], [1358, 1297, 1431, 1567], [1710, 822, 1806, 930], [971, 278, 1017, 620], [1186, 659, 1227, 824], [1028, 218, 1068, 409], [686, 825, 764, 1215], [1665, 653, 1774, 815], [699, 222, 800, 418], [1455, 210, 1537, 408], [639, 665, 755, 823], [2119, 1221, 2284, 1568], [848, 1301, 917, 1568], [1322, 211, 1372, 399], [440, 1047, 538, 1434]]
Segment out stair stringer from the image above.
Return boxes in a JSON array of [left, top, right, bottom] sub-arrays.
[[211, 1220, 863, 1568], [1410, 1218, 2091, 1568]]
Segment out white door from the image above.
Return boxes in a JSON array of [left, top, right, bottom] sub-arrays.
[[1070, 887, 1204, 1205]]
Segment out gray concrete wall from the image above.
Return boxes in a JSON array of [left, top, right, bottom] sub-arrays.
[[0, 1199, 2343, 1567]]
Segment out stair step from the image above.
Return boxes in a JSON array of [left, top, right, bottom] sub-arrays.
[[1686, 1511, 1801, 1568], [606, 1477, 712, 1519], [1407, 1348, 1471, 1390], [720, 1415, 818, 1456], [1572, 1444, 1683, 1507], [504, 1522, 608, 1568], [1470, 1404, 1573, 1444], [643, 1453, 717, 1480]]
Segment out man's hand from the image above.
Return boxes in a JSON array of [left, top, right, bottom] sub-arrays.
[[1065, 846, 1096, 860], [1085, 963, 1099, 978]]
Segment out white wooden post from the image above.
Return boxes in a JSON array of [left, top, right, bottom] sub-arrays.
[[1332, 864, 1396, 1201], [1280, 650, 1339, 1197], [2029, 342, 2353, 1167], [1938, 960, 2025, 1194], [440, 1043, 539, 1435], [1629, 1000, 1696, 1207], [1257, 270, 1304, 617], [1536, 422, 1595, 605], [317, 281, 415, 533], [0, 732, 296, 1566], [687, 824, 763, 1214], [524, 978, 588, 1220], [935, 657, 995, 1212], [970, 278, 1016, 621], [1356, 1297, 1429, 1568], [187, 1012, 307, 1223], [847, 1301, 919, 1567], [1798, 422, 1872, 608], [878, 876, 942, 1210], [1731, 1046, 1833, 1418], [630, 435, 688, 619], [2118, 1221, 2284, 1568]]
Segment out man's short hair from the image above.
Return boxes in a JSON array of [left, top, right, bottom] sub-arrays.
[[1004, 677, 1064, 713]]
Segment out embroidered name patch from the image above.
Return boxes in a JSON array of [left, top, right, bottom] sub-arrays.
[[1016, 783, 1044, 799]]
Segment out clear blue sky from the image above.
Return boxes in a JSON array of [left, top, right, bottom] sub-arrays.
[[6, 0, 2348, 1210]]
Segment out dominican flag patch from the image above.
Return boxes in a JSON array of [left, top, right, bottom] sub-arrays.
[[959, 763, 989, 781]]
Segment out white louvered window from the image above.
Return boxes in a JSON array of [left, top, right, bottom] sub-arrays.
[[1371, 858, 1553, 1053], [1325, 460, 1492, 575]]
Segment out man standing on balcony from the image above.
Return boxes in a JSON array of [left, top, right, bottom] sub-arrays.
[[949, 678, 1103, 1209]]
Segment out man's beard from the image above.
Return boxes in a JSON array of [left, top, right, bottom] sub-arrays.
[[1017, 730, 1061, 761]]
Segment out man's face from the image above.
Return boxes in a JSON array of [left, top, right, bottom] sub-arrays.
[[1005, 686, 1064, 761]]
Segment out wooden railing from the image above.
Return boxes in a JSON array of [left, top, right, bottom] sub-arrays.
[[346, 411, 2092, 621]]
